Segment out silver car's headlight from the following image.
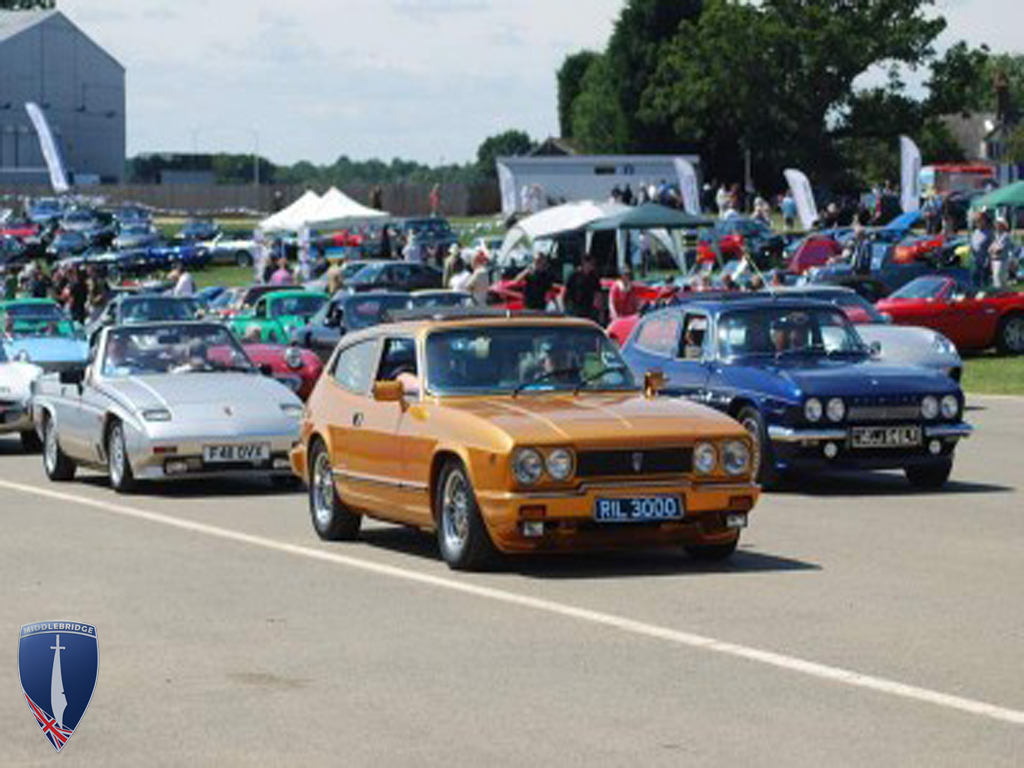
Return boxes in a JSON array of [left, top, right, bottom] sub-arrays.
[[694, 442, 717, 475], [284, 346, 304, 370], [941, 395, 959, 420], [142, 408, 172, 422], [280, 403, 303, 418], [826, 397, 846, 423], [546, 448, 575, 481], [920, 396, 939, 420], [932, 334, 957, 356], [804, 398, 823, 422], [722, 441, 750, 476], [512, 448, 544, 485]]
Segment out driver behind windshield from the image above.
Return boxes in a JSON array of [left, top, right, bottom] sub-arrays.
[[770, 314, 810, 354]]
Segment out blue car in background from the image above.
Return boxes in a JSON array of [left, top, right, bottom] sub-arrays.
[[0, 298, 89, 373], [620, 295, 971, 489]]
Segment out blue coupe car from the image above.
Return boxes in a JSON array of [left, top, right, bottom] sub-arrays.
[[621, 295, 972, 488], [0, 299, 89, 373]]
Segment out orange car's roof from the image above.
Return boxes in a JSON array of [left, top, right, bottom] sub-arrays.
[[347, 314, 602, 342]]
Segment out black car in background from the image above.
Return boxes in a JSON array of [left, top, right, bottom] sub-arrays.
[[346, 261, 443, 293], [179, 219, 220, 242], [291, 291, 411, 360], [401, 217, 458, 252], [46, 230, 90, 259]]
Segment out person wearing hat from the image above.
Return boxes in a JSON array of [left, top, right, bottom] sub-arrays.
[[442, 243, 465, 287], [989, 216, 1016, 289], [970, 210, 994, 289]]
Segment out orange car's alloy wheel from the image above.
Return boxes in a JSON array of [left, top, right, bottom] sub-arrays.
[[308, 441, 360, 541], [435, 460, 496, 571], [441, 470, 471, 554]]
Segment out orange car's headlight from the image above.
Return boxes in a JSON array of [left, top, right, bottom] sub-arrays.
[[512, 448, 544, 485], [546, 448, 575, 481]]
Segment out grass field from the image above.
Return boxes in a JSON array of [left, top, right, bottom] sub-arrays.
[[960, 354, 1024, 396]]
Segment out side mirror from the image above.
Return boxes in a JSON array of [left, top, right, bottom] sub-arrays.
[[644, 370, 666, 398], [372, 380, 405, 403], [868, 341, 882, 357], [59, 367, 86, 386]]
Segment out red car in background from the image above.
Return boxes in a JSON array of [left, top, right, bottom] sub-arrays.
[[787, 235, 842, 274], [876, 274, 1024, 353], [892, 234, 947, 265], [243, 343, 324, 400]]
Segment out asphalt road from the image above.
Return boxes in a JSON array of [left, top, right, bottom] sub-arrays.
[[2, 396, 1023, 766]]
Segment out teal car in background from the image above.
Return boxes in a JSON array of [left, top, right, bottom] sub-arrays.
[[0, 299, 89, 373], [229, 289, 329, 343]]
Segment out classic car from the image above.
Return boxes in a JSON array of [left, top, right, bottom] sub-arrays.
[[0, 299, 89, 373], [87, 295, 200, 340], [0, 234, 29, 267], [229, 289, 330, 344], [291, 311, 760, 570], [112, 223, 161, 251], [46, 230, 90, 259], [407, 290, 474, 309], [32, 322, 303, 492], [195, 231, 257, 267], [697, 217, 786, 269], [242, 343, 324, 400], [620, 296, 971, 488], [876, 274, 1024, 354], [345, 261, 443, 293], [0, 350, 44, 451], [291, 291, 411, 361], [178, 219, 220, 243], [400, 217, 459, 252]]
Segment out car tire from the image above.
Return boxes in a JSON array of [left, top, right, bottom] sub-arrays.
[[996, 313, 1024, 355], [236, 251, 253, 267], [736, 406, 779, 488], [308, 439, 361, 541], [20, 429, 42, 453], [107, 421, 138, 494], [435, 459, 496, 571], [905, 458, 953, 490], [685, 536, 739, 562], [42, 415, 76, 482]]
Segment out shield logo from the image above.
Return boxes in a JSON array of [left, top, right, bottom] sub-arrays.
[[18, 622, 98, 752], [631, 452, 644, 473]]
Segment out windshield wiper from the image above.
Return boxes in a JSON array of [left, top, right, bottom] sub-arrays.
[[775, 344, 827, 360], [573, 364, 628, 395], [512, 366, 581, 397]]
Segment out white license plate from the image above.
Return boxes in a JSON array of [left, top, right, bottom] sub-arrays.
[[203, 443, 271, 464], [594, 495, 684, 523], [851, 426, 921, 449]]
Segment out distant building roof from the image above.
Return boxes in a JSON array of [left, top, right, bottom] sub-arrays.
[[531, 137, 578, 157], [0, 9, 59, 43]]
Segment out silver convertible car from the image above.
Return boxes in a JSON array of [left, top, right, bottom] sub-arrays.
[[31, 322, 303, 492]]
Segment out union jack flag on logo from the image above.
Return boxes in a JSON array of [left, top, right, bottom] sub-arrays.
[[18, 621, 98, 753]]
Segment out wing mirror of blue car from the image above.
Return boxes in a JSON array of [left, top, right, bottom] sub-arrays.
[[644, 370, 666, 398], [868, 341, 882, 358]]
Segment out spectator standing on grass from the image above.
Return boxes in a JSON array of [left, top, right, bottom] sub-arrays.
[[269, 257, 294, 286], [449, 260, 472, 292], [464, 251, 491, 306], [563, 255, 602, 321], [989, 217, 1015, 289], [781, 191, 797, 230], [971, 211, 994, 289], [429, 184, 441, 217], [403, 233, 423, 264], [169, 261, 196, 297], [65, 268, 89, 324], [442, 244, 464, 287], [517, 254, 556, 312], [609, 268, 642, 321]]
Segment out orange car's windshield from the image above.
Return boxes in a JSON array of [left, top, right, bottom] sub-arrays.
[[425, 326, 638, 396]]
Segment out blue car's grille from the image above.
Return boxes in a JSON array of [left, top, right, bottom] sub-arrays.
[[846, 394, 922, 423]]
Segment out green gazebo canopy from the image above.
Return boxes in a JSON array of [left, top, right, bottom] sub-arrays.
[[971, 181, 1024, 209], [585, 202, 714, 231]]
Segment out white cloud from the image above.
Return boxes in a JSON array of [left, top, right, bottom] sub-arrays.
[[55, 0, 1022, 165]]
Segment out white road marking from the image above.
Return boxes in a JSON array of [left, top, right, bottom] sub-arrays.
[[3, 477, 1023, 728]]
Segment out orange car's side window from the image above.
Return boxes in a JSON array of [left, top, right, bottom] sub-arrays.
[[332, 340, 379, 395]]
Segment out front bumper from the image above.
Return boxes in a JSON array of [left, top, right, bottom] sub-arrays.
[[475, 481, 760, 554], [0, 404, 33, 433], [130, 432, 299, 481]]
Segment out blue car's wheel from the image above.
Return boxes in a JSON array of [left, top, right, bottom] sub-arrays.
[[737, 406, 779, 488]]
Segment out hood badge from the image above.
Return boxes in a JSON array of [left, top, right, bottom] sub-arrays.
[[631, 452, 644, 473], [223, 405, 234, 417]]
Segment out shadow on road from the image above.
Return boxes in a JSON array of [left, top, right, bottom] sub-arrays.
[[75, 475, 303, 499], [358, 526, 820, 579], [770, 472, 1014, 497]]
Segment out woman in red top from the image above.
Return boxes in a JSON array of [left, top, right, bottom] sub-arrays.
[[609, 269, 642, 321]]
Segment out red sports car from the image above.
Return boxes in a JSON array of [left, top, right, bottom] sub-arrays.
[[787, 235, 842, 274], [876, 274, 1024, 353], [243, 343, 324, 400]]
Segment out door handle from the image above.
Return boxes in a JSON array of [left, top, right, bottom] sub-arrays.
[[352, 412, 364, 427]]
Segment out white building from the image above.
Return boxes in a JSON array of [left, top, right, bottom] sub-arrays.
[[0, 10, 125, 186]]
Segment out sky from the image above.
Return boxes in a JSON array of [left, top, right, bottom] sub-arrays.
[[56, 0, 1024, 167]]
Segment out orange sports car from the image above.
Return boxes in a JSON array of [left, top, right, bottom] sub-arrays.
[[291, 312, 760, 570]]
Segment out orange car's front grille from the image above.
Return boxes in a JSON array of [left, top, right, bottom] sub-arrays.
[[576, 448, 692, 478]]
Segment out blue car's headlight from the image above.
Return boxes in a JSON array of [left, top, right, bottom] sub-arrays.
[[941, 395, 959, 420], [804, 398, 823, 423]]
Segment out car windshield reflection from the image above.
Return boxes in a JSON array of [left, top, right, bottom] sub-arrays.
[[717, 307, 867, 359], [102, 325, 255, 377]]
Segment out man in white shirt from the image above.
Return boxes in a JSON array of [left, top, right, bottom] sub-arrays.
[[170, 262, 196, 297]]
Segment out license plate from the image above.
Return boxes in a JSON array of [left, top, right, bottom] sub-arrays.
[[851, 426, 921, 449], [594, 495, 683, 523], [203, 443, 271, 463]]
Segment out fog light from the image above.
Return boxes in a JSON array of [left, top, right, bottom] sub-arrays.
[[273, 458, 291, 469], [929, 439, 942, 456], [725, 513, 748, 529], [165, 460, 189, 475], [521, 521, 545, 538], [823, 442, 839, 459]]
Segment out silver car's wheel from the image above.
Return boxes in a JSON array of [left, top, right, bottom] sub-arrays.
[[998, 314, 1024, 354], [43, 416, 76, 482], [308, 440, 360, 541], [107, 422, 136, 493], [435, 460, 496, 571]]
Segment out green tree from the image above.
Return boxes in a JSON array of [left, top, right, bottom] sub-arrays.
[[475, 130, 535, 178], [556, 51, 599, 138], [570, 55, 630, 153], [1005, 124, 1024, 164], [925, 42, 991, 116]]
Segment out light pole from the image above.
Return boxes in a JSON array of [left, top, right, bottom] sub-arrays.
[[252, 129, 260, 187]]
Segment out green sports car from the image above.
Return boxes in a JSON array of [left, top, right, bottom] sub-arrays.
[[229, 289, 329, 344]]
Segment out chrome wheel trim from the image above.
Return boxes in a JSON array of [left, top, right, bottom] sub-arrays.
[[109, 425, 125, 486], [741, 416, 763, 477], [312, 451, 335, 529], [44, 421, 58, 474], [1005, 316, 1024, 352], [441, 470, 471, 555]]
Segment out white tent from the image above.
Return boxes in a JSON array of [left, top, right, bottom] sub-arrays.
[[258, 190, 323, 233], [497, 200, 629, 262], [306, 187, 388, 228]]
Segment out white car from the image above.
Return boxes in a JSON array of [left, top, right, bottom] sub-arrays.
[[0, 351, 44, 452], [197, 232, 257, 267]]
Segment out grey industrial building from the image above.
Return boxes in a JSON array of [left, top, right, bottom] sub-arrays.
[[0, 9, 125, 187]]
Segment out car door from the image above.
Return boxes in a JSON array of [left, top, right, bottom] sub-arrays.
[[54, 337, 101, 460], [669, 311, 714, 401], [623, 310, 683, 387]]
